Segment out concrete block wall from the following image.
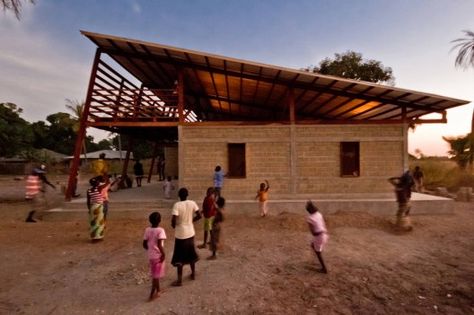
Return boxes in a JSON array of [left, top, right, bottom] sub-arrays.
[[179, 124, 405, 199]]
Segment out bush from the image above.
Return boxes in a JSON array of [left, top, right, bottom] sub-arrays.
[[409, 158, 474, 192]]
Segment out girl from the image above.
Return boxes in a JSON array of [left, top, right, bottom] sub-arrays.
[[208, 196, 225, 260], [86, 176, 107, 242], [255, 180, 270, 217], [305, 201, 328, 273], [143, 211, 167, 301]]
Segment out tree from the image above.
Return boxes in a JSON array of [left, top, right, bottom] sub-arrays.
[[452, 30, 474, 169], [65, 99, 89, 161], [304, 51, 395, 85], [443, 134, 472, 169], [1, 0, 35, 19], [43, 112, 77, 155], [452, 30, 474, 69], [0, 102, 33, 157]]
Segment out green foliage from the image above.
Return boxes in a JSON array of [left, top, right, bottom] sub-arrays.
[[0, 0, 35, 20], [110, 134, 154, 159], [409, 158, 474, 191], [304, 51, 395, 85], [0, 102, 33, 157], [443, 133, 472, 169], [452, 30, 474, 69]]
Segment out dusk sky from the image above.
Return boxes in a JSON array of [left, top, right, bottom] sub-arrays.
[[1, 0, 473, 156]]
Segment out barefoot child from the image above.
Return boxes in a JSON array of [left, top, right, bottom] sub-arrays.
[[143, 211, 167, 301], [305, 201, 328, 273], [209, 196, 225, 260], [255, 180, 270, 217], [198, 187, 216, 249]]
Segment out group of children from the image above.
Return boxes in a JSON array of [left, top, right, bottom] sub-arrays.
[[143, 186, 227, 301], [142, 180, 329, 301]]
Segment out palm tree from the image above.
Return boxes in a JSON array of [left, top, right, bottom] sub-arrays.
[[452, 30, 474, 69], [1, 0, 35, 19], [452, 30, 474, 170], [65, 99, 88, 163]]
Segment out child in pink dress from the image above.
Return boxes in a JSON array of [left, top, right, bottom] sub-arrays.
[[305, 201, 328, 273], [143, 211, 167, 301]]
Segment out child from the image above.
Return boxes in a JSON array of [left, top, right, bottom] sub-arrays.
[[305, 201, 328, 273], [208, 196, 225, 260], [143, 211, 167, 301], [162, 176, 175, 199], [255, 180, 270, 217], [198, 187, 216, 249]]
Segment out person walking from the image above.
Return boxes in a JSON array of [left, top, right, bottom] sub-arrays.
[[389, 170, 414, 231], [24, 165, 56, 223]]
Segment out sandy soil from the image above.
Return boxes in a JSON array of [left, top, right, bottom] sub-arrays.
[[0, 193, 473, 314]]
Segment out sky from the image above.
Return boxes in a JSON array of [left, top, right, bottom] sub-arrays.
[[1, 0, 473, 156]]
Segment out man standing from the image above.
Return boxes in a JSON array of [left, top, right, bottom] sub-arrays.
[[388, 170, 414, 231], [413, 166, 424, 192], [170, 188, 201, 286]]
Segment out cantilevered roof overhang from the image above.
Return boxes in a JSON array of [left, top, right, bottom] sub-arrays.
[[81, 30, 469, 126]]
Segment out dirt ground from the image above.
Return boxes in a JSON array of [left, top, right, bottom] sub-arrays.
[[0, 188, 473, 314]]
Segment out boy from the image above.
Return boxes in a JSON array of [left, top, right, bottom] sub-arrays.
[[198, 187, 216, 249]]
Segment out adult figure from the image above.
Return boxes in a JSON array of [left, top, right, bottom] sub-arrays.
[[413, 166, 424, 192], [158, 156, 165, 181], [171, 188, 201, 286], [213, 165, 224, 198], [133, 159, 144, 187], [86, 176, 108, 242], [93, 153, 109, 177], [388, 170, 414, 231], [25, 165, 56, 223]]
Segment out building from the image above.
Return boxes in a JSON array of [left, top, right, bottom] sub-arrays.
[[65, 31, 470, 200]]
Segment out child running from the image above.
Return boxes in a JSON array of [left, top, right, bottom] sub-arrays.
[[143, 211, 167, 301], [208, 196, 225, 260], [255, 180, 270, 217], [305, 200, 328, 273]]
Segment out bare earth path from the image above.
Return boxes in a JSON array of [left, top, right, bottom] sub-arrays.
[[0, 193, 473, 314]]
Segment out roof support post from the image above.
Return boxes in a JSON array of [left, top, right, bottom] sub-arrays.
[[66, 48, 101, 201], [147, 142, 160, 183], [177, 68, 185, 123], [288, 88, 296, 124], [401, 105, 409, 172], [288, 88, 297, 194]]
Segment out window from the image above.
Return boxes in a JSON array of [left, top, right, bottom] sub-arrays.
[[340, 142, 360, 177], [227, 143, 246, 178]]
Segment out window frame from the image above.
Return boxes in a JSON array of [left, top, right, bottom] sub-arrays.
[[340, 141, 360, 177], [227, 143, 246, 178]]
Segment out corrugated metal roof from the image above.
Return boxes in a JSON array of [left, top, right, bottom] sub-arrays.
[[81, 30, 470, 123]]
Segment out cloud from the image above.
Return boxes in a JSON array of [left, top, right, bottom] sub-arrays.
[[0, 21, 90, 123], [131, 1, 142, 14]]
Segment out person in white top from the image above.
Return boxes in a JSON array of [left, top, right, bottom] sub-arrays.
[[305, 200, 329, 273], [170, 188, 201, 286]]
